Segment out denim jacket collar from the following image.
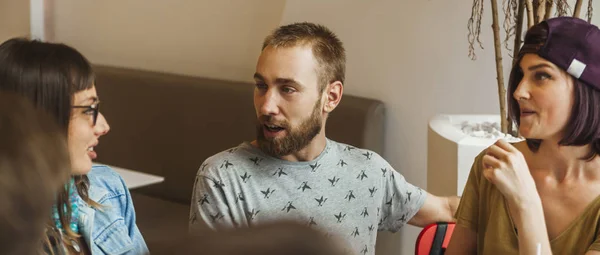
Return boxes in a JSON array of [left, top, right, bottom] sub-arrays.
[[77, 184, 107, 249]]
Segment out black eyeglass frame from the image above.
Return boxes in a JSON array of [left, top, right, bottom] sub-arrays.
[[72, 102, 100, 126]]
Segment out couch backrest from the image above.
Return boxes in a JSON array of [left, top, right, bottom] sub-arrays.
[[93, 65, 385, 204]]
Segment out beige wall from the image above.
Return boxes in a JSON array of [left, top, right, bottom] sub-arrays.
[[0, 0, 30, 42], [281, 1, 600, 255], [51, 0, 286, 82]]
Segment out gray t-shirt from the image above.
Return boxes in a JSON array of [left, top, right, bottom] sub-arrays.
[[189, 139, 426, 255]]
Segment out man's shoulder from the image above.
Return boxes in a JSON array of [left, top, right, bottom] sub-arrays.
[[197, 142, 261, 176], [327, 139, 385, 162]]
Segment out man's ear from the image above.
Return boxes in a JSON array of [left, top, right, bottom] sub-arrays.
[[323, 81, 343, 113]]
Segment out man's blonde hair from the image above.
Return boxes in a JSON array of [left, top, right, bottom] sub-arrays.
[[262, 22, 346, 92]]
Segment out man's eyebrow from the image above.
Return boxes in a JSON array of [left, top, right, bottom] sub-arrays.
[[253, 73, 264, 80], [274, 78, 303, 87], [253, 74, 304, 87]]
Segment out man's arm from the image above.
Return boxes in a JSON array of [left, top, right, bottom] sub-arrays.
[[189, 173, 234, 233], [408, 194, 460, 227]]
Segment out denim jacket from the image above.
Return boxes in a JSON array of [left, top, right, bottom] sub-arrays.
[[77, 165, 149, 255]]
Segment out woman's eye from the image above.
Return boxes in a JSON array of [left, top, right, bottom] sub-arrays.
[[83, 109, 95, 115], [534, 72, 551, 81], [83, 105, 97, 115]]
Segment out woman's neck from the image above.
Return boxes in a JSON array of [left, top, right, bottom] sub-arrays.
[[525, 139, 599, 181]]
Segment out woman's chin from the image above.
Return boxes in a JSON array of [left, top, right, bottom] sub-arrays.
[[519, 127, 535, 139], [71, 161, 92, 175]]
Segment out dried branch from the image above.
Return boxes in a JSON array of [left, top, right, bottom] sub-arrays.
[[503, 0, 519, 51], [491, 0, 509, 133], [556, 0, 571, 16], [537, 0, 547, 23], [532, 0, 540, 23], [526, 0, 535, 27], [587, 0, 594, 22], [468, 0, 485, 60], [544, 0, 553, 20], [512, 0, 526, 63], [574, 0, 584, 18]]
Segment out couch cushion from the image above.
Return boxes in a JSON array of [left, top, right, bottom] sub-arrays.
[[131, 192, 189, 254]]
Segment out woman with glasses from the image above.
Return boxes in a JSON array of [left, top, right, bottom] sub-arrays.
[[0, 38, 148, 254]]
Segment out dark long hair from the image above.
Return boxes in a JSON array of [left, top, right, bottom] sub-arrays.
[[507, 23, 600, 160], [0, 38, 100, 249], [0, 92, 71, 255]]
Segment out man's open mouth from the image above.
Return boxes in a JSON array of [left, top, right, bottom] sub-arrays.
[[265, 124, 285, 132]]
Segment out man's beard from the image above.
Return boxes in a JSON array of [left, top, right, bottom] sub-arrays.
[[256, 101, 323, 157]]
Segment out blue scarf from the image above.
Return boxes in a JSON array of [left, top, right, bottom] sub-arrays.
[[51, 178, 80, 234]]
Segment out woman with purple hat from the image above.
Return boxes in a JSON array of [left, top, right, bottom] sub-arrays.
[[447, 17, 600, 255]]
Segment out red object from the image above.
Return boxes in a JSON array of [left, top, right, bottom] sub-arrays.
[[415, 222, 456, 255]]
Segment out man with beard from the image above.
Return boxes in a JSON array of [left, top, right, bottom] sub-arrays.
[[189, 22, 460, 255]]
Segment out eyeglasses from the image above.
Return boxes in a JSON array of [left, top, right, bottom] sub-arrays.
[[72, 102, 100, 126]]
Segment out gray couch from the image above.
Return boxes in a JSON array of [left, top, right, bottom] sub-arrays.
[[92, 65, 386, 253]]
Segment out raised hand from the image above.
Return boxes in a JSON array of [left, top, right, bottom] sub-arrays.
[[482, 139, 538, 207]]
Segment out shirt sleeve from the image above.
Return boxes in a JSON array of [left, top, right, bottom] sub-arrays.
[[454, 152, 484, 232], [378, 158, 427, 232], [189, 165, 235, 233]]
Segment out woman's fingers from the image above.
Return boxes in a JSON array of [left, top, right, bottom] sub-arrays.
[[486, 144, 509, 160], [495, 139, 518, 153], [482, 166, 495, 182], [482, 154, 503, 169]]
